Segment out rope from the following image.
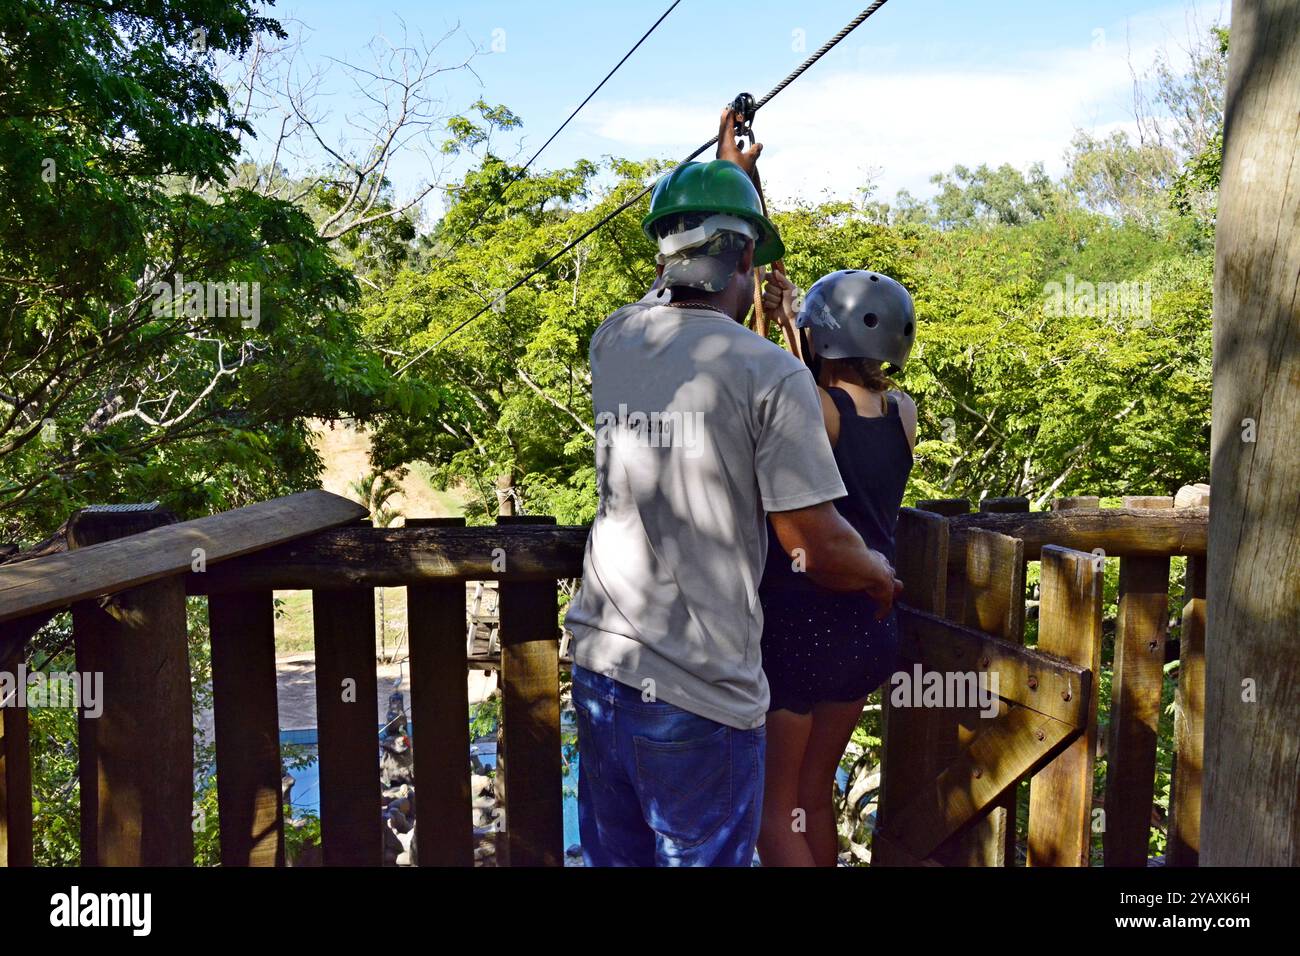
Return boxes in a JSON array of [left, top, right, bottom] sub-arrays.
[[427, 0, 684, 274], [397, 0, 892, 373]]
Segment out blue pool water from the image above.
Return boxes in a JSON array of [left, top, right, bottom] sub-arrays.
[[280, 724, 848, 859], [279, 725, 582, 851]]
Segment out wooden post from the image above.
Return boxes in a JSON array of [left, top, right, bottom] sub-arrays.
[[1103, 496, 1173, 866], [954, 500, 1028, 866], [1202, 0, 1300, 866], [0, 639, 32, 866], [405, 517, 474, 867], [916, 498, 971, 517], [496, 515, 563, 866], [927, 527, 1026, 866], [875, 508, 948, 865], [313, 586, 382, 866], [1027, 545, 1103, 866], [67, 504, 194, 866], [209, 590, 285, 866], [1053, 496, 1100, 510], [1169, 551, 1207, 866], [981, 496, 1030, 514]]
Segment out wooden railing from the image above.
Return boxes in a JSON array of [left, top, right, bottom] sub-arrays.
[[0, 488, 1209, 867], [0, 491, 586, 867], [875, 492, 1209, 867]]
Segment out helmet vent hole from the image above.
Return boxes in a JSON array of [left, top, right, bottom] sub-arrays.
[[904, 322, 914, 336], [863, 312, 879, 328], [870, 275, 879, 281]]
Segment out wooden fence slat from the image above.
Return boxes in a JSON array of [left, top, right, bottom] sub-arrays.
[[68, 505, 193, 866], [405, 517, 474, 867], [0, 641, 32, 866], [897, 608, 1085, 725], [948, 508, 1207, 559], [876, 508, 949, 866], [1104, 498, 1173, 866], [936, 525, 1025, 866], [1027, 545, 1104, 866], [980, 496, 1031, 513], [496, 516, 562, 867], [189, 524, 589, 594], [887, 705, 1076, 861], [0, 490, 367, 624], [313, 587, 382, 866], [209, 590, 285, 866], [916, 498, 972, 517], [1053, 496, 1100, 510], [1169, 554, 1206, 866]]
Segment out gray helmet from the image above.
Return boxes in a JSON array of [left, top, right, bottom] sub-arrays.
[[796, 269, 916, 369]]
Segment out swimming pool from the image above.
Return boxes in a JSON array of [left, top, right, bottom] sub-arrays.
[[279, 723, 583, 851], [279, 724, 848, 860]]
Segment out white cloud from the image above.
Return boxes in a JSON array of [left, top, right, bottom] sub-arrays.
[[581, 1, 1227, 206]]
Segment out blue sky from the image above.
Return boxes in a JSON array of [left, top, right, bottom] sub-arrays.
[[251, 0, 1228, 221]]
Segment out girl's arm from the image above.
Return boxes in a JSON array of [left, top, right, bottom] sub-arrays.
[[819, 387, 841, 448], [891, 390, 918, 451]]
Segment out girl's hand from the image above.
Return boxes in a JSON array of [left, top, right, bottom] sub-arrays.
[[762, 269, 797, 327]]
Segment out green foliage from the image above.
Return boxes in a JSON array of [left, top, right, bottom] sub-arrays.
[[0, 0, 439, 540]]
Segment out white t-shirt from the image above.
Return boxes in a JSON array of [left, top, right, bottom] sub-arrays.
[[565, 299, 847, 729]]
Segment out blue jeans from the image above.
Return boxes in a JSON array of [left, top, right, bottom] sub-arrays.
[[572, 665, 765, 866]]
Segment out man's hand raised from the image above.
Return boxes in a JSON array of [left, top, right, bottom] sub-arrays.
[[716, 106, 762, 177]]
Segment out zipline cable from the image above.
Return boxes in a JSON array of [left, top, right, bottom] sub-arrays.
[[428, 0, 684, 272], [397, 0, 891, 374]]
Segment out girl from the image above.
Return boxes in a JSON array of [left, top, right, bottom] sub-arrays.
[[756, 268, 918, 867]]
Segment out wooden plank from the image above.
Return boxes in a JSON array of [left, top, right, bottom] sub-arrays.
[[496, 516, 562, 867], [405, 517, 473, 867], [313, 588, 382, 866], [1103, 498, 1172, 867], [980, 496, 1030, 513], [949, 507, 1207, 560], [915, 498, 971, 517], [1168, 554, 1206, 866], [69, 505, 193, 866], [209, 591, 285, 866], [0, 490, 367, 624], [940, 524, 1026, 866], [1027, 546, 1103, 866], [897, 607, 1086, 726], [875, 508, 949, 866], [189, 524, 589, 594], [1123, 495, 1175, 510], [884, 704, 1077, 862], [1053, 496, 1100, 510], [0, 642, 33, 866]]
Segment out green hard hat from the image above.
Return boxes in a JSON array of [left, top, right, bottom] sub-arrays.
[[642, 160, 784, 266]]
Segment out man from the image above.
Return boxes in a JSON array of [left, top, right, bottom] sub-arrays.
[[565, 109, 902, 866]]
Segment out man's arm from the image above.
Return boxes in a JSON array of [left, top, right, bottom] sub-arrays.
[[769, 503, 903, 617]]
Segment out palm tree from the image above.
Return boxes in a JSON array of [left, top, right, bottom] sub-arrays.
[[349, 469, 403, 660]]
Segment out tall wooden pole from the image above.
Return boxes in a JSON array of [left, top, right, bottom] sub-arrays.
[[1202, 0, 1300, 865]]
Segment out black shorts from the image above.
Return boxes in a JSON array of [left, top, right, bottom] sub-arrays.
[[759, 588, 901, 715]]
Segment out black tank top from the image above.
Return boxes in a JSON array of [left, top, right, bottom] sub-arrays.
[[762, 387, 914, 591]]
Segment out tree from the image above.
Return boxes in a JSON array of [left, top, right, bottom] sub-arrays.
[[350, 468, 402, 659], [0, 0, 436, 540]]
